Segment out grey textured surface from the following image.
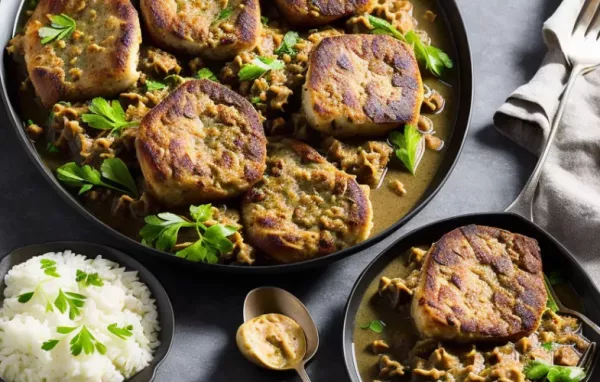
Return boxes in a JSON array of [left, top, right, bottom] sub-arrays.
[[0, 0, 560, 381]]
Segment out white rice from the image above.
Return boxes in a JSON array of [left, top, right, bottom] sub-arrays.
[[0, 251, 160, 382]]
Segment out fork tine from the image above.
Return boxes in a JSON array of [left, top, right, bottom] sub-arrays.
[[578, 342, 595, 372], [587, 1, 600, 38], [573, 0, 600, 39]]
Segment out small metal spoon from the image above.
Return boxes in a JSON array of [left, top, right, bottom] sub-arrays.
[[241, 287, 319, 382]]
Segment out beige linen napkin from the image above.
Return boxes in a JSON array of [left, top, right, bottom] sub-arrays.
[[494, 0, 600, 284]]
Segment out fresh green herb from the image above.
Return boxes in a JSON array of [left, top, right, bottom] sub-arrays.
[[54, 289, 86, 320], [146, 79, 167, 91], [140, 204, 238, 264], [250, 96, 262, 105], [18, 291, 34, 303], [76, 269, 104, 287], [26, 119, 34, 126], [275, 31, 299, 56], [41, 339, 60, 351], [81, 97, 139, 136], [71, 326, 105, 355], [360, 320, 385, 334], [215, 7, 233, 22], [389, 125, 422, 175], [57, 326, 78, 334], [100, 158, 138, 197], [238, 57, 285, 81], [107, 323, 134, 340], [57, 101, 72, 107], [366, 15, 453, 77], [542, 342, 556, 351], [195, 68, 218, 82], [40, 259, 60, 278], [17, 283, 54, 311], [261, 16, 269, 25], [545, 274, 560, 313], [42, 326, 106, 356], [38, 14, 76, 45], [523, 360, 585, 382], [57, 158, 136, 196], [46, 142, 60, 153]]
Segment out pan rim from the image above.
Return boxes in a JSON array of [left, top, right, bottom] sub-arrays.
[[341, 211, 600, 381], [0, 0, 473, 274]]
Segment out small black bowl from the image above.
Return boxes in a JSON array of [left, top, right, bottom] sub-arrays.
[[0, 242, 174, 382], [343, 213, 600, 381]]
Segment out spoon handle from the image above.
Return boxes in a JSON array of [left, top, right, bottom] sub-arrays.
[[295, 364, 312, 382]]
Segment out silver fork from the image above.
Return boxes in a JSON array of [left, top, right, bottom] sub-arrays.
[[506, 0, 600, 219], [546, 282, 600, 374]]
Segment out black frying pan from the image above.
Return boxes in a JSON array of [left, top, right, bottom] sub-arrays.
[[343, 59, 600, 382], [0, 0, 473, 274], [342, 212, 600, 380]]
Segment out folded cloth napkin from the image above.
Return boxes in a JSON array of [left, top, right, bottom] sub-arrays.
[[494, 0, 600, 285]]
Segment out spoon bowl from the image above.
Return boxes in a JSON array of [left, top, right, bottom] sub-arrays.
[[242, 287, 319, 381]]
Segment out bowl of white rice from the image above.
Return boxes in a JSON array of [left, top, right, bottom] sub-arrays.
[[0, 242, 174, 382]]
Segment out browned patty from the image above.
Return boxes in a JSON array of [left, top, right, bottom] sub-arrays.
[[136, 79, 267, 207], [411, 225, 547, 343], [140, 0, 261, 59], [24, 0, 141, 107], [241, 138, 373, 264], [302, 34, 423, 137], [276, 0, 376, 26]]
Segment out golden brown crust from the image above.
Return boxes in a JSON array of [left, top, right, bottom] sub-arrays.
[[140, 0, 261, 59], [242, 138, 373, 264], [276, 0, 376, 26], [136, 79, 267, 207], [24, 0, 141, 107], [411, 225, 547, 343], [302, 34, 423, 137]]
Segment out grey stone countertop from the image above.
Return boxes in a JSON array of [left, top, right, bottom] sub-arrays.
[[0, 0, 562, 381]]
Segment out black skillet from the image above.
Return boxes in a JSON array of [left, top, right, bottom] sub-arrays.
[[0, 0, 473, 274], [342, 71, 600, 382]]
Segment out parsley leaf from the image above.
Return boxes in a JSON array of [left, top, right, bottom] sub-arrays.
[[195, 68, 218, 82], [100, 158, 138, 197], [238, 57, 285, 81], [250, 96, 263, 105], [42, 339, 60, 351], [54, 289, 86, 320], [261, 16, 269, 25], [140, 204, 239, 263], [18, 291, 34, 303], [542, 342, 556, 351], [57, 158, 136, 196], [38, 14, 76, 45], [275, 31, 299, 56], [215, 7, 233, 22], [107, 323, 134, 340], [367, 15, 453, 77], [360, 320, 385, 334], [40, 259, 60, 278], [524, 360, 585, 382], [76, 269, 104, 287], [47, 142, 60, 153], [81, 97, 139, 136], [545, 274, 560, 313], [146, 79, 167, 91], [389, 125, 423, 175]]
